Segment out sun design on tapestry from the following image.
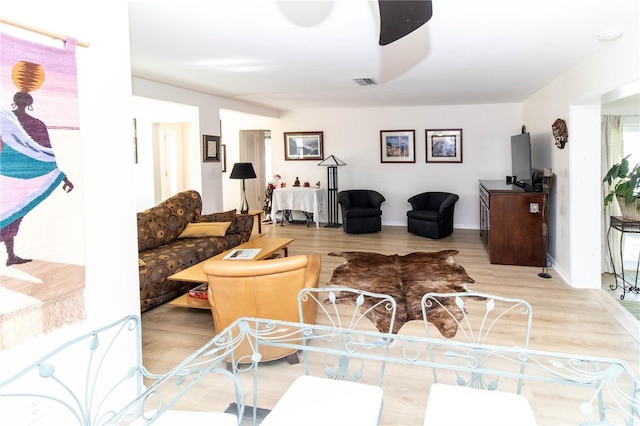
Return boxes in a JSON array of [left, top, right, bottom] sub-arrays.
[[0, 32, 85, 349], [12, 60, 45, 93]]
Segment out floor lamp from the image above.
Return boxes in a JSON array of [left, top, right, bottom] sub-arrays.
[[538, 170, 554, 279], [318, 155, 346, 228], [230, 162, 256, 214]]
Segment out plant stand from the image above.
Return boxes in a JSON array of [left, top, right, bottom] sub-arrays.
[[607, 216, 640, 300]]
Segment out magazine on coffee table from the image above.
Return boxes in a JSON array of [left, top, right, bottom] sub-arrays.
[[188, 283, 208, 299], [223, 248, 261, 260]]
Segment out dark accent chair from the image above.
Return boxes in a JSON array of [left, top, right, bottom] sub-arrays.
[[337, 190, 386, 234], [407, 192, 459, 239]]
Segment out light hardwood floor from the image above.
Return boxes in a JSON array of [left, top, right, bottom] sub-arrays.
[[142, 221, 640, 425]]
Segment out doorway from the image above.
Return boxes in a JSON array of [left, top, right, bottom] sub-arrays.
[[239, 130, 268, 212], [601, 91, 640, 320], [153, 122, 189, 203]]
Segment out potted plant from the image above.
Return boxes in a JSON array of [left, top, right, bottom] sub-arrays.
[[603, 155, 640, 218]]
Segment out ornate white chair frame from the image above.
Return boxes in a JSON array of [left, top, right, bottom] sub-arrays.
[[297, 286, 397, 386], [0, 315, 245, 425], [255, 287, 398, 425], [421, 291, 533, 394]]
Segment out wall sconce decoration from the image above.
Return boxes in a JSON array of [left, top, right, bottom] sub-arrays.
[[552, 119, 568, 149]]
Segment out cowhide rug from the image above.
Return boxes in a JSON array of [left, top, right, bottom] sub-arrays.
[[327, 250, 475, 337]]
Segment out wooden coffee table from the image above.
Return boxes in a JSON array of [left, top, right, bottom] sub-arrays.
[[168, 236, 293, 309]]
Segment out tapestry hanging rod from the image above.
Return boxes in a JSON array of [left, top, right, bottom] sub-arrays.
[[0, 17, 90, 48]]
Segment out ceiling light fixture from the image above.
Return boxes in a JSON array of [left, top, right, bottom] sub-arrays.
[[598, 30, 623, 42]]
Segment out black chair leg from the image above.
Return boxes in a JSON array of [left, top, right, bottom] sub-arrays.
[[285, 352, 300, 365]]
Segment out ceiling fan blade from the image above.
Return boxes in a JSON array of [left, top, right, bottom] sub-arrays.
[[378, 0, 433, 46]]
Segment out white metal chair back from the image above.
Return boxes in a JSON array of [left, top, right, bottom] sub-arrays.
[[0, 315, 245, 426], [297, 286, 397, 386], [421, 291, 533, 393]]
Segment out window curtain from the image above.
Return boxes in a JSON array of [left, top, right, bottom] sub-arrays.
[[601, 115, 624, 273]]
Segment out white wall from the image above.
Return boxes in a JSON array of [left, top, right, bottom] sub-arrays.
[[523, 20, 640, 288], [220, 110, 279, 212], [261, 104, 522, 228], [132, 96, 200, 211], [138, 85, 522, 229], [131, 78, 279, 214], [131, 2, 638, 293], [0, 0, 139, 381]]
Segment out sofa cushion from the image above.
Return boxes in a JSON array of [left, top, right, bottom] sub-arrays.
[[137, 195, 254, 312], [139, 236, 232, 311], [195, 209, 237, 223], [137, 190, 203, 252], [344, 208, 383, 218], [178, 221, 232, 238], [407, 210, 440, 221]]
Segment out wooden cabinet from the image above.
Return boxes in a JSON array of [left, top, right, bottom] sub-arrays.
[[479, 180, 546, 267]]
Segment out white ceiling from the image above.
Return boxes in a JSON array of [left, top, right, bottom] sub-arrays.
[[128, 0, 639, 111]]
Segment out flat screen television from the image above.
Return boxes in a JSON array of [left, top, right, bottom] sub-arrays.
[[511, 132, 532, 185]]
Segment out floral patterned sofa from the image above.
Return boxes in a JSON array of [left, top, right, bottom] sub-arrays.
[[137, 190, 253, 312]]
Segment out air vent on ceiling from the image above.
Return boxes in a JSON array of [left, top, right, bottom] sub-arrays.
[[353, 78, 377, 86]]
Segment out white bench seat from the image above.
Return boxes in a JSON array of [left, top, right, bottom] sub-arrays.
[[424, 383, 537, 426], [262, 375, 384, 426], [131, 410, 238, 426]]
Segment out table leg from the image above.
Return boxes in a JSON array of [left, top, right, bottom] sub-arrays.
[[303, 212, 314, 227], [619, 230, 627, 300], [607, 218, 640, 300], [607, 226, 621, 293]]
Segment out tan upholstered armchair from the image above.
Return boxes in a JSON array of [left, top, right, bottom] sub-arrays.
[[203, 252, 322, 364]]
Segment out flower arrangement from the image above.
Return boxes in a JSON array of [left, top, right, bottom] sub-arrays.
[[263, 174, 281, 216]]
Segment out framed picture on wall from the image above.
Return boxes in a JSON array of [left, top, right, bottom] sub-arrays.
[[426, 129, 463, 163], [284, 131, 324, 160], [221, 144, 227, 172], [203, 134, 220, 162], [133, 118, 138, 164], [380, 130, 416, 163]]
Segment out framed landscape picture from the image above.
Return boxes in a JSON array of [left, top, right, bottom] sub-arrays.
[[284, 131, 324, 160], [426, 129, 463, 163], [380, 130, 415, 163]]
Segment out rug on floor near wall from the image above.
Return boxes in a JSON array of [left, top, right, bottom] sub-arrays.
[[328, 250, 476, 337], [0, 32, 85, 348], [0, 261, 85, 348]]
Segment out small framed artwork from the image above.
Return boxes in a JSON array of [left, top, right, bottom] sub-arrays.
[[220, 144, 227, 172], [132, 118, 138, 164], [380, 130, 416, 163], [203, 134, 220, 162], [426, 129, 463, 163], [284, 131, 324, 161]]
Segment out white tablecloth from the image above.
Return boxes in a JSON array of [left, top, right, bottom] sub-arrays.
[[271, 187, 327, 228]]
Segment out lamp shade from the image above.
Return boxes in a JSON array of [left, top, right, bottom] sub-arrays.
[[230, 162, 257, 179], [317, 155, 346, 167]]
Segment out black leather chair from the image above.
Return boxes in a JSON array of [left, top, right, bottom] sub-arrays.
[[407, 192, 459, 239], [337, 190, 385, 234]]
